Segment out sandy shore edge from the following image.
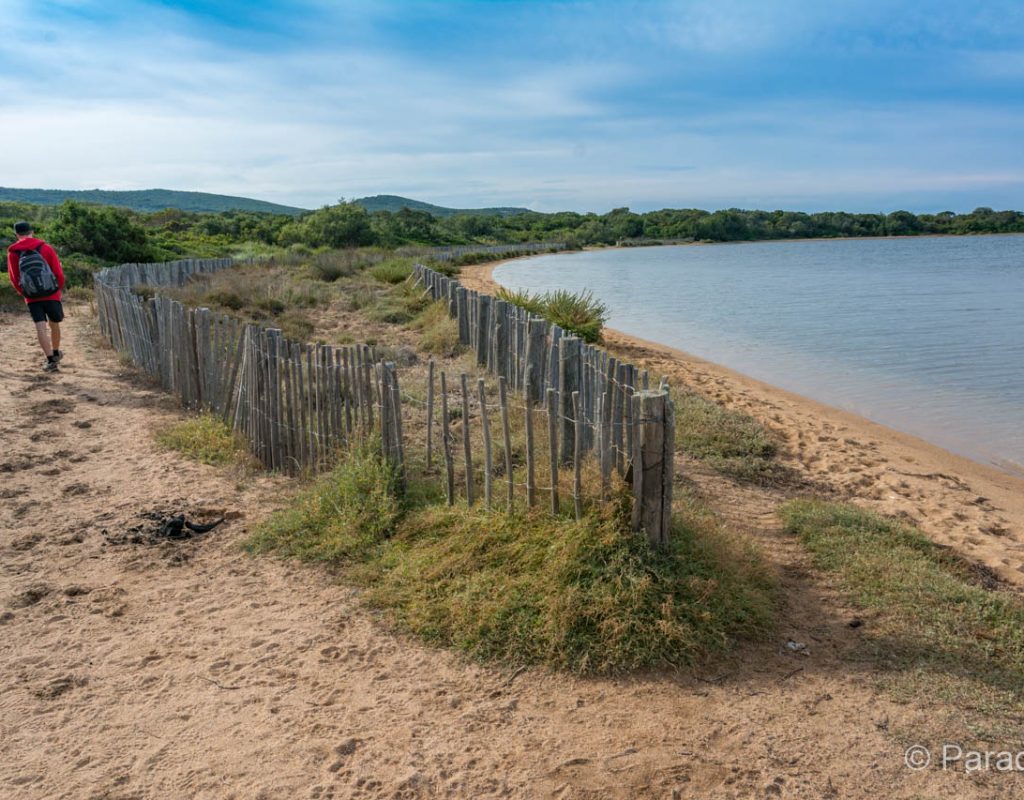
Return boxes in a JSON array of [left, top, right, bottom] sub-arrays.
[[459, 256, 1024, 586]]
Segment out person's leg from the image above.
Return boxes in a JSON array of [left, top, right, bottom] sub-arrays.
[[50, 321, 61, 353], [34, 320, 54, 358]]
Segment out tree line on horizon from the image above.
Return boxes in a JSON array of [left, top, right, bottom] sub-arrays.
[[2, 199, 1023, 276]]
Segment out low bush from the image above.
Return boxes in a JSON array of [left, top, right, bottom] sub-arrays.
[[248, 449, 776, 674], [310, 250, 360, 282], [370, 258, 414, 285], [495, 286, 608, 343]]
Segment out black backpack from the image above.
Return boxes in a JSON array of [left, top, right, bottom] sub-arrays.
[[17, 245, 59, 299]]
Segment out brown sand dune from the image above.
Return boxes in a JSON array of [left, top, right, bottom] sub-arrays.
[[461, 260, 1024, 588], [2, 307, 1022, 798]]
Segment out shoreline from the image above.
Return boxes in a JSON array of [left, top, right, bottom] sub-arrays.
[[460, 257, 1024, 587]]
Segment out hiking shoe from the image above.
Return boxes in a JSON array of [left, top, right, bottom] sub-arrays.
[[53, 349, 63, 362], [43, 360, 59, 373]]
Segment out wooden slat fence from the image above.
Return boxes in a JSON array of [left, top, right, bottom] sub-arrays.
[[412, 263, 675, 546], [94, 253, 675, 547]]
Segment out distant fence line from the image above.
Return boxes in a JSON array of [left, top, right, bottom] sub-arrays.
[[94, 244, 675, 547]]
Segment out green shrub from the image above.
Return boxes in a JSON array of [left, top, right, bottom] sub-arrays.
[[496, 286, 608, 343], [310, 250, 359, 282], [370, 258, 414, 285]]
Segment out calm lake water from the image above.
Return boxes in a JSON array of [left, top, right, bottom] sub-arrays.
[[493, 236, 1024, 474]]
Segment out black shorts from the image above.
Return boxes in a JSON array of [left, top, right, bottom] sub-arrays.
[[27, 300, 64, 324]]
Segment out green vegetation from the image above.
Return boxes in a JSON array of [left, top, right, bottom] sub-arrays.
[[781, 500, 1024, 722], [248, 447, 776, 673], [674, 391, 781, 483], [496, 286, 609, 343], [164, 261, 328, 340], [6, 192, 1024, 302], [368, 257, 414, 284], [155, 414, 252, 467]]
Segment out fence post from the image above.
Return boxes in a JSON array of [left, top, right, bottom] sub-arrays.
[[572, 390, 583, 520], [476, 295, 491, 366], [440, 371, 455, 506], [498, 376, 513, 511], [426, 360, 435, 470], [525, 365, 536, 507], [456, 287, 470, 345], [547, 387, 559, 515], [559, 336, 581, 464], [478, 378, 493, 510], [460, 373, 474, 506], [631, 389, 674, 548], [525, 318, 547, 405]]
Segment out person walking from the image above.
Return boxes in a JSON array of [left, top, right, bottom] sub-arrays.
[[6, 221, 65, 372]]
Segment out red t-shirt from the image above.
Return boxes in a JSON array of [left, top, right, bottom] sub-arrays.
[[6, 237, 64, 303]]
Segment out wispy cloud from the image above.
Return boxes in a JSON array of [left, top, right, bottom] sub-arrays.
[[0, 0, 1021, 212]]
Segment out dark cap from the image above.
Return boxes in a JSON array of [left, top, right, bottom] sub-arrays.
[[14, 221, 33, 236]]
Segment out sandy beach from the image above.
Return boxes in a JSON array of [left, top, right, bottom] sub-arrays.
[[5, 306, 1023, 798], [460, 258, 1024, 588]]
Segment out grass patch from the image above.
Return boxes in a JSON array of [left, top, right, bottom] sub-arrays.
[[247, 445, 402, 561], [365, 281, 430, 325], [369, 257, 414, 285], [248, 449, 776, 674], [156, 413, 252, 467], [781, 500, 1024, 726], [496, 286, 608, 343], [674, 390, 780, 483], [411, 299, 463, 357]]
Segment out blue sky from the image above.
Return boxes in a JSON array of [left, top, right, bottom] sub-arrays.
[[1, 0, 1022, 213]]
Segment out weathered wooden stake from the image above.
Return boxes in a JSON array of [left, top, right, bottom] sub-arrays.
[[440, 371, 455, 506], [499, 376, 514, 511], [460, 373, 474, 506], [547, 387, 559, 515], [572, 390, 583, 520], [525, 365, 536, 507], [478, 378, 493, 510], [426, 360, 435, 469]]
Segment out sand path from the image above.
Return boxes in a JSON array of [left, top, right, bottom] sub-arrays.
[[1, 308, 1019, 798]]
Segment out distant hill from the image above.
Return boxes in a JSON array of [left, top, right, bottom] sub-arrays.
[[0, 187, 306, 215], [354, 194, 531, 218]]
